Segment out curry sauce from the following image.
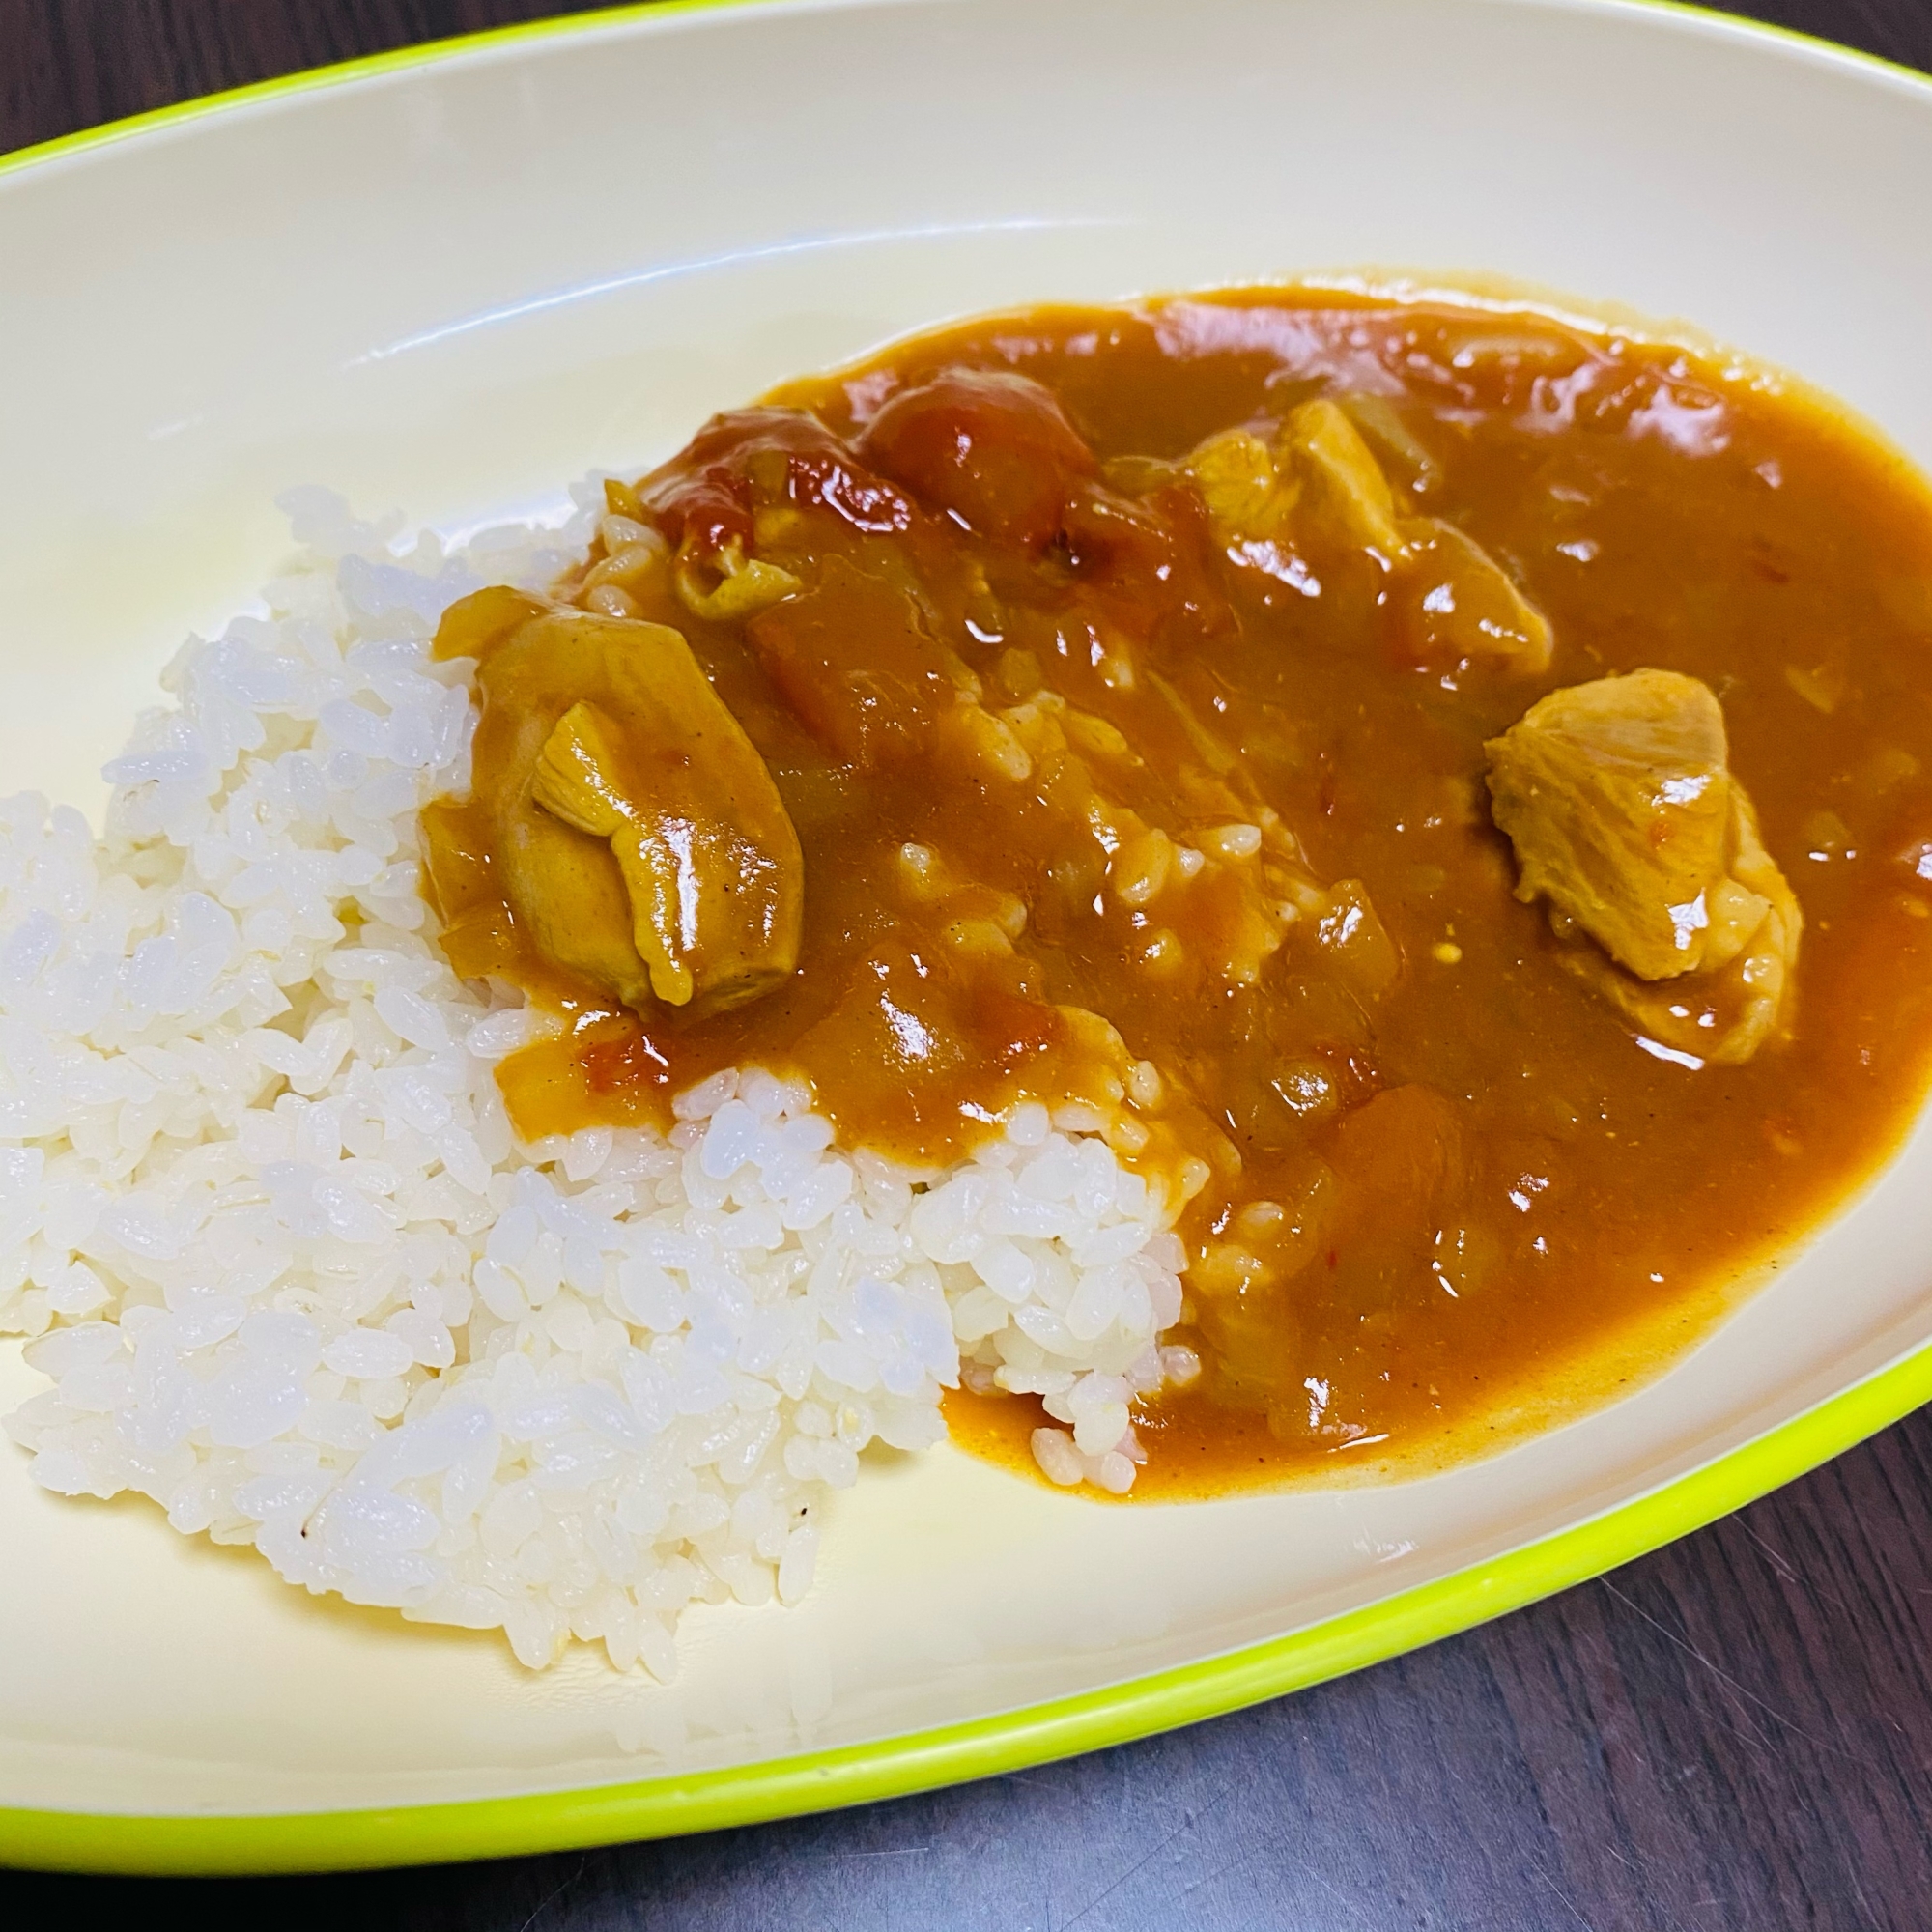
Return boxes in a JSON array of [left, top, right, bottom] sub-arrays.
[[422, 290, 1932, 1494]]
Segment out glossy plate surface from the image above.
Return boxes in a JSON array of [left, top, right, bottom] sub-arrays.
[[4, 0, 1932, 1875]]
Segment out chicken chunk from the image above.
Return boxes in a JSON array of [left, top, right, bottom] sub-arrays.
[[1488, 670, 1737, 978], [436, 597, 804, 1015], [1185, 427, 1293, 548], [1486, 668, 1801, 1063], [1185, 400, 1550, 672], [1578, 788, 1801, 1065], [1393, 519, 1552, 674], [1287, 398, 1409, 556], [1185, 400, 1405, 557]]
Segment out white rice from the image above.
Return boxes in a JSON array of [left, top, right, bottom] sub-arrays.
[[0, 485, 1194, 1673]]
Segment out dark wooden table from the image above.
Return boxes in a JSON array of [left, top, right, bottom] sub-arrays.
[[6, 2, 1932, 1923]]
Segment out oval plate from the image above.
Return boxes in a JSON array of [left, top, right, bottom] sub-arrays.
[[4, 0, 1932, 1876]]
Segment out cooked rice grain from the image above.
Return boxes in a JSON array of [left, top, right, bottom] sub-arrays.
[[0, 486, 1185, 1672]]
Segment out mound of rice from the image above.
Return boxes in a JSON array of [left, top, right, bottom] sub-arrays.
[[0, 485, 1194, 1672]]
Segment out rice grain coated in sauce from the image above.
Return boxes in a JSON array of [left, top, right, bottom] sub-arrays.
[[422, 289, 1932, 1497]]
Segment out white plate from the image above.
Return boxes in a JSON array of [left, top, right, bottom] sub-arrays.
[[5, 0, 1932, 1873]]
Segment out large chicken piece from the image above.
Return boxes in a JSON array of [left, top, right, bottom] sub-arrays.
[[1486, 668, 1801, 1064], [435, 595, 804, 1016]]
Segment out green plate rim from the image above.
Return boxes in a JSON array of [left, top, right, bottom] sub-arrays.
[[3, 0, 1931, 1880]]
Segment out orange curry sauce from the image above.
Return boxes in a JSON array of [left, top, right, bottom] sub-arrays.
[[421, 290, 1932, 1495]]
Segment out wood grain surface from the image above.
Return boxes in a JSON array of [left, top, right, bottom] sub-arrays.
[[5, 3, 1932, 1924]]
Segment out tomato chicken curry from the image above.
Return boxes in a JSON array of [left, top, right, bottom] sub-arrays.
[[420, 289, 1932, 1495]]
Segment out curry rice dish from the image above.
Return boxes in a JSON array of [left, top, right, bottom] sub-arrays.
[[7, 287, 1931, 1669]]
